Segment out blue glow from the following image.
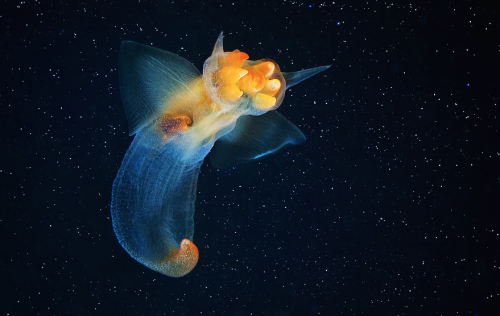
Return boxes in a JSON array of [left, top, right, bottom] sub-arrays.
[[466, 83, 470, 87], [253, 150, 274, 159], [337, 22, 341, 25]]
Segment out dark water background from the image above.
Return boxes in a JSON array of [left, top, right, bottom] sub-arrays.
[[1, 0, 499, 315]]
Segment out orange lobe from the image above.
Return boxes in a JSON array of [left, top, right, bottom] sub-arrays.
[[213, 67, 248, 101], [218, 50, 249, 69]]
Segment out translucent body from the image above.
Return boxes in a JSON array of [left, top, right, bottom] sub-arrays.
[[111, 33, 330, 277]]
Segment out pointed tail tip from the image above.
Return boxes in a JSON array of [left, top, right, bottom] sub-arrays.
[[317, 65, 332, 72], [283, 65, 332, 89]]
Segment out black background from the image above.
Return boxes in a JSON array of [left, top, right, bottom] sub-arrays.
[[1, 0, 499, 315]]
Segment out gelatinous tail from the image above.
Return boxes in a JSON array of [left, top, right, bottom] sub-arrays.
[[282, 65, 331, 89]]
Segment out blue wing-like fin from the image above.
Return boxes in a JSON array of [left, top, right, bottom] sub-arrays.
[[118, 41, 201, 135], [209, 111, 306, 169]]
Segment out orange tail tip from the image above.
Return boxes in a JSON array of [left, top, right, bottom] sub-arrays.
[[157, 114, 192, 139], [162, 239, 199, 278]]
